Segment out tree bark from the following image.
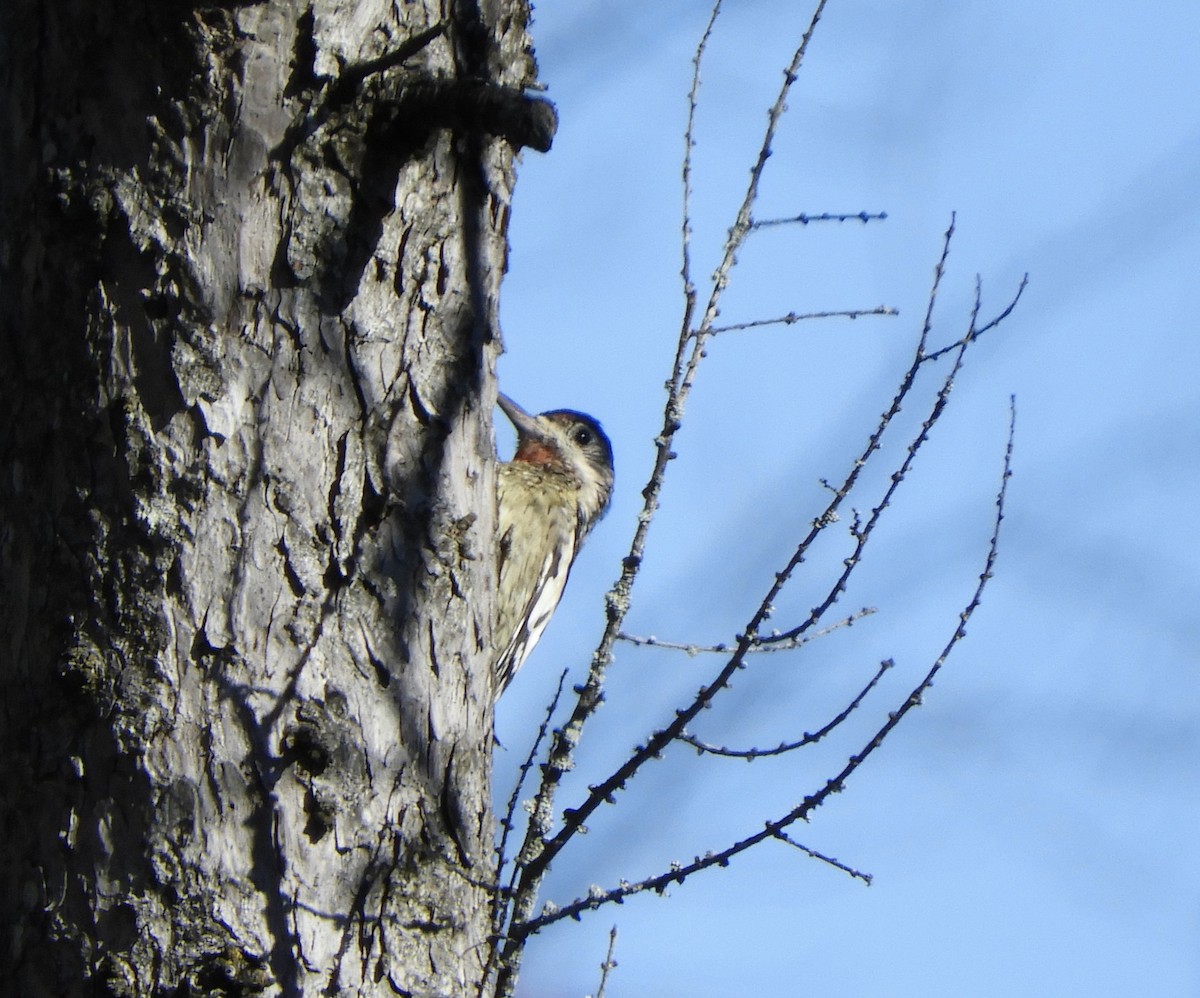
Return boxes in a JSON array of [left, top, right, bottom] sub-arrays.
[[0, 1, 540, 994]]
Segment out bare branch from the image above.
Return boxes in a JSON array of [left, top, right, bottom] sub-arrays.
[[592, 926, 619, 998], [773, 831, 873, 885], [512, 399, 1016, 936], [749, 209, 888, 229], [709, 305, 898, 335], [508, 217, 1013, 947], [750, 606, 879, 650], [494, 8, 834, 989], [732, 224, 1026, 655], [487, 669, 569, 980], [616, 606, 876, 656], [681, 1, 723, 307], [679, 658, 893, 759], [491, 0, 1024, 985], [914, 213, 956, 357], [921, 273, 1029, 363]]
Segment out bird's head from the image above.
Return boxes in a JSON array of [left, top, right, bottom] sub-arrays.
[[498, 393, 614, 527]]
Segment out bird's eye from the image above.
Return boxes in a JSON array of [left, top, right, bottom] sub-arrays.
[[573, 427, 593, 446]]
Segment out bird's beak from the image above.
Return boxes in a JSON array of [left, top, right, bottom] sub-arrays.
[[497, 393, 544, 439]]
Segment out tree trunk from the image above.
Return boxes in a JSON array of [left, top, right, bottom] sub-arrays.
[[0, 2, 540, 994]]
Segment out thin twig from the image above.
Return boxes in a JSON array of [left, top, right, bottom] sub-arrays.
[[751, 602, 881, 649], [679, 658, 893, 759], [593, 925, 619, 998], [739, 227, 1025, 653], [485, 669, 569, 990], [773, 830, 872, 884], [709, 305, 897, 335], [681, 2, 723, 310], [921, 274, 1028, 363], [493, 6, 830, 992], [511, 398, 1016, 935], [511, 220, 943, 923], [616, 606, 876, 656], [750, 210, 888, 229], [508, 236, 1020, 942]]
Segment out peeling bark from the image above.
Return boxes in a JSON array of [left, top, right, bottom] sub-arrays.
[[0, 1, 543, 994]]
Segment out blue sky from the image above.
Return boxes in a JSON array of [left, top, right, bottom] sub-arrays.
[[492, 2, 1200, 995]]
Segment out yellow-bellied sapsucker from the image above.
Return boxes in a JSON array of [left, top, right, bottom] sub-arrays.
[[493, 393, 614, 697]]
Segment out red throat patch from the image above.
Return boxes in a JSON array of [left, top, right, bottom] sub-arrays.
[[513, 439, 561, 467]]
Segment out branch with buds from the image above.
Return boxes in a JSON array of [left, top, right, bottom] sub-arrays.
[[618, 604, 877, 656], [487, 0, 1026, 991], [505, 396, 1014, 938]]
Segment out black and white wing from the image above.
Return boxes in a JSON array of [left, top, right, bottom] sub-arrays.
[[493, 466, 581, 695]]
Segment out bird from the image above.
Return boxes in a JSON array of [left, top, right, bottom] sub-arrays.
[[493, 393, 614, 697]]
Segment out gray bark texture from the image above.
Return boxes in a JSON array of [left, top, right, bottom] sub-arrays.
[[0, 1, 543, 994]]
